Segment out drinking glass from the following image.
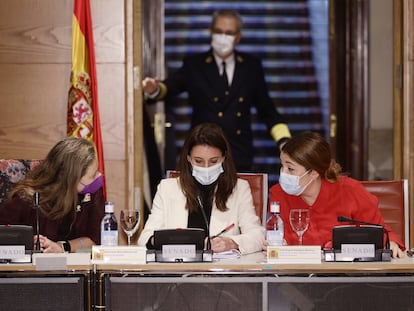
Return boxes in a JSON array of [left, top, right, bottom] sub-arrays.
[[289, 209, 310, 245], [120, 209, 140, 245]]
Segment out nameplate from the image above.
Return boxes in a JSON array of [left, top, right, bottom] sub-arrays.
[[91, 246, 147, 264], [162, 244, 196, 259], [33, 253, 67, 270], [267, 245, 321, 264], [0, 245, 25, 259], [341, 244, 375, 258]]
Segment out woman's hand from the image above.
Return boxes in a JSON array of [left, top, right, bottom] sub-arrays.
[[262, 239, 268, 252], [210, 236, 238, 253], [34, 235, 64, 253], [390, 241, 405, 258]]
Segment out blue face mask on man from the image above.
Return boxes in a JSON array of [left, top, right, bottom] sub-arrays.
[[279, 169, 312, 196], [211, 34, 236, 57]]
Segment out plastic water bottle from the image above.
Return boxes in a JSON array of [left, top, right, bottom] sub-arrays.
[[266, 201, 284, 246], [101, 201, 118, 246]]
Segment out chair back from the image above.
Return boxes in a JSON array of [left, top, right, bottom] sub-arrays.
[[0, 159, 41, 207], [166, 170, 268, 225], [361, 179, 409, 247]]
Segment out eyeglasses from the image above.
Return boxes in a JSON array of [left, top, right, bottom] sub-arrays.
[[211, 28, 239, 36]]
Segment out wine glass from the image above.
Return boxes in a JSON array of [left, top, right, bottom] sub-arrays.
[[120, 209, 140, 246], [289, 209, 310, 245]]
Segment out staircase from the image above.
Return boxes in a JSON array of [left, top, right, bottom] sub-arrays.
[[163, 0, 328, 185]]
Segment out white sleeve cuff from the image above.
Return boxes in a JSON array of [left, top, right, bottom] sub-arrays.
[[145, 86, 161, 99]]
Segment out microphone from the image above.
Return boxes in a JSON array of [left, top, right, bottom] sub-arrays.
[[337, 215, 390, 249], [34, 191, 41, 252], [197, 196, 211, 251], [338, 215, 382, 227]]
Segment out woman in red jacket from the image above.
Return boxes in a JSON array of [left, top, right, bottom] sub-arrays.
[[269, 131, 405, 258]]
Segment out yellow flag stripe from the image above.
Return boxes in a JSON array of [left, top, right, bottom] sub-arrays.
[[70, 14, 89, 86]]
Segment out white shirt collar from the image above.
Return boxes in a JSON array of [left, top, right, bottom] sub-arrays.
[[213, 53, 236, 85]]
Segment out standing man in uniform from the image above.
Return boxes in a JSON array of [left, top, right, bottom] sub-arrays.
[[142, 9, 291, 172]]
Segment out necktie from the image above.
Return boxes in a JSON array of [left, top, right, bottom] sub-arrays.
[[221, 61, 229, 92]]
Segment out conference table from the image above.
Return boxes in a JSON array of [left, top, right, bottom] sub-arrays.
[[1, 252, 414, 310], [0, 253, 92, 311], [95, 252, 414, 311]]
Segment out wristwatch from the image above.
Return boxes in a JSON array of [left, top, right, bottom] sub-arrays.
[[61, 241, 71, 253]]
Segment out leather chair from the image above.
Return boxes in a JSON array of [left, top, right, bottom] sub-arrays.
[[235, 173, 268, 225], [166, 170, 268, 225], [361, 179, 409, 247]]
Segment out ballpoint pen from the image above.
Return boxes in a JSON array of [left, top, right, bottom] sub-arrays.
[[211, 223, 235, 239]]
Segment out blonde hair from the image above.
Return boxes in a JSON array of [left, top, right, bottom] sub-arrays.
[[11, 137, 96, 220]]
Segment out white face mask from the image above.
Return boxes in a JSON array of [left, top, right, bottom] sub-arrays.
[[279, 169, 312, 196], [192, 162, 224, 185], [211, 34, 236, 57]]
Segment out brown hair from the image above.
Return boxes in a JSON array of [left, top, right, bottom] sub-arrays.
[[281, 131, 342, 182], [177, 123, 237, 212], [11, 137, 97, 220]]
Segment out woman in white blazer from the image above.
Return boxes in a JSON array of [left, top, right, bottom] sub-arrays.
[[138, 123, 265, 254]]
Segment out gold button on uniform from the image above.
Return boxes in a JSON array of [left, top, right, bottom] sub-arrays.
[[218, 112, 223, 118], [236, 112, 242, 117], [238, 97, 244, 103], [236, 130, 241, 135], [214, 97, 219, 102]]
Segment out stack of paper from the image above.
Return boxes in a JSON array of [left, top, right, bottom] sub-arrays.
[[213, 249, 241, 260]]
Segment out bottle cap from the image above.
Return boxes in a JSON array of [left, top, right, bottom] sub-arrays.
[[270, 201, 280, 213], [105, 201, 115, 213]]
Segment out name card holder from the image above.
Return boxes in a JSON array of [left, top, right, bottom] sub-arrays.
[[91, 246, 147, 264], [0, 245, 31, 263], [32, 253, 68, 270], [146, 245, 213, 263], [267, 245, 322, 264], [323, 245, 391, 262]]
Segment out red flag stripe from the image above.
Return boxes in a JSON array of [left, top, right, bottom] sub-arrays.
[[69, 0, 106, 198]]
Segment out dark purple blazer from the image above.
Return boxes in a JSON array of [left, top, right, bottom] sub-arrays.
[[0, 188, 105, 245]]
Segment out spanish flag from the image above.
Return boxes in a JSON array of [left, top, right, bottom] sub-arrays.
[[67, 0, 106, 197]]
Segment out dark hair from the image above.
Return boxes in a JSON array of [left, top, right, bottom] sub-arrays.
[[211, 9, 243, 33], [11, 137, 97, 220], [177, 123, 237, 212], [281, 131, 342, 182]]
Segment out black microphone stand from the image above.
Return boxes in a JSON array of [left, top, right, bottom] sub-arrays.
[[197, 196, 213, 261], [34, 191, 41, 253]]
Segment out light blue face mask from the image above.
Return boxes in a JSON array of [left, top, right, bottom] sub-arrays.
[[279, 169, 312, 196], [192, 162, 224, 185]]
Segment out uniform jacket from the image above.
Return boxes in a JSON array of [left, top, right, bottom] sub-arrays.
[[159, 49, 289, 170], [138, 177, 265, 254]]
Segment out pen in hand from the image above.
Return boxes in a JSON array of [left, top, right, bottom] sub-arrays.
[[211, 223, 235, 239]]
